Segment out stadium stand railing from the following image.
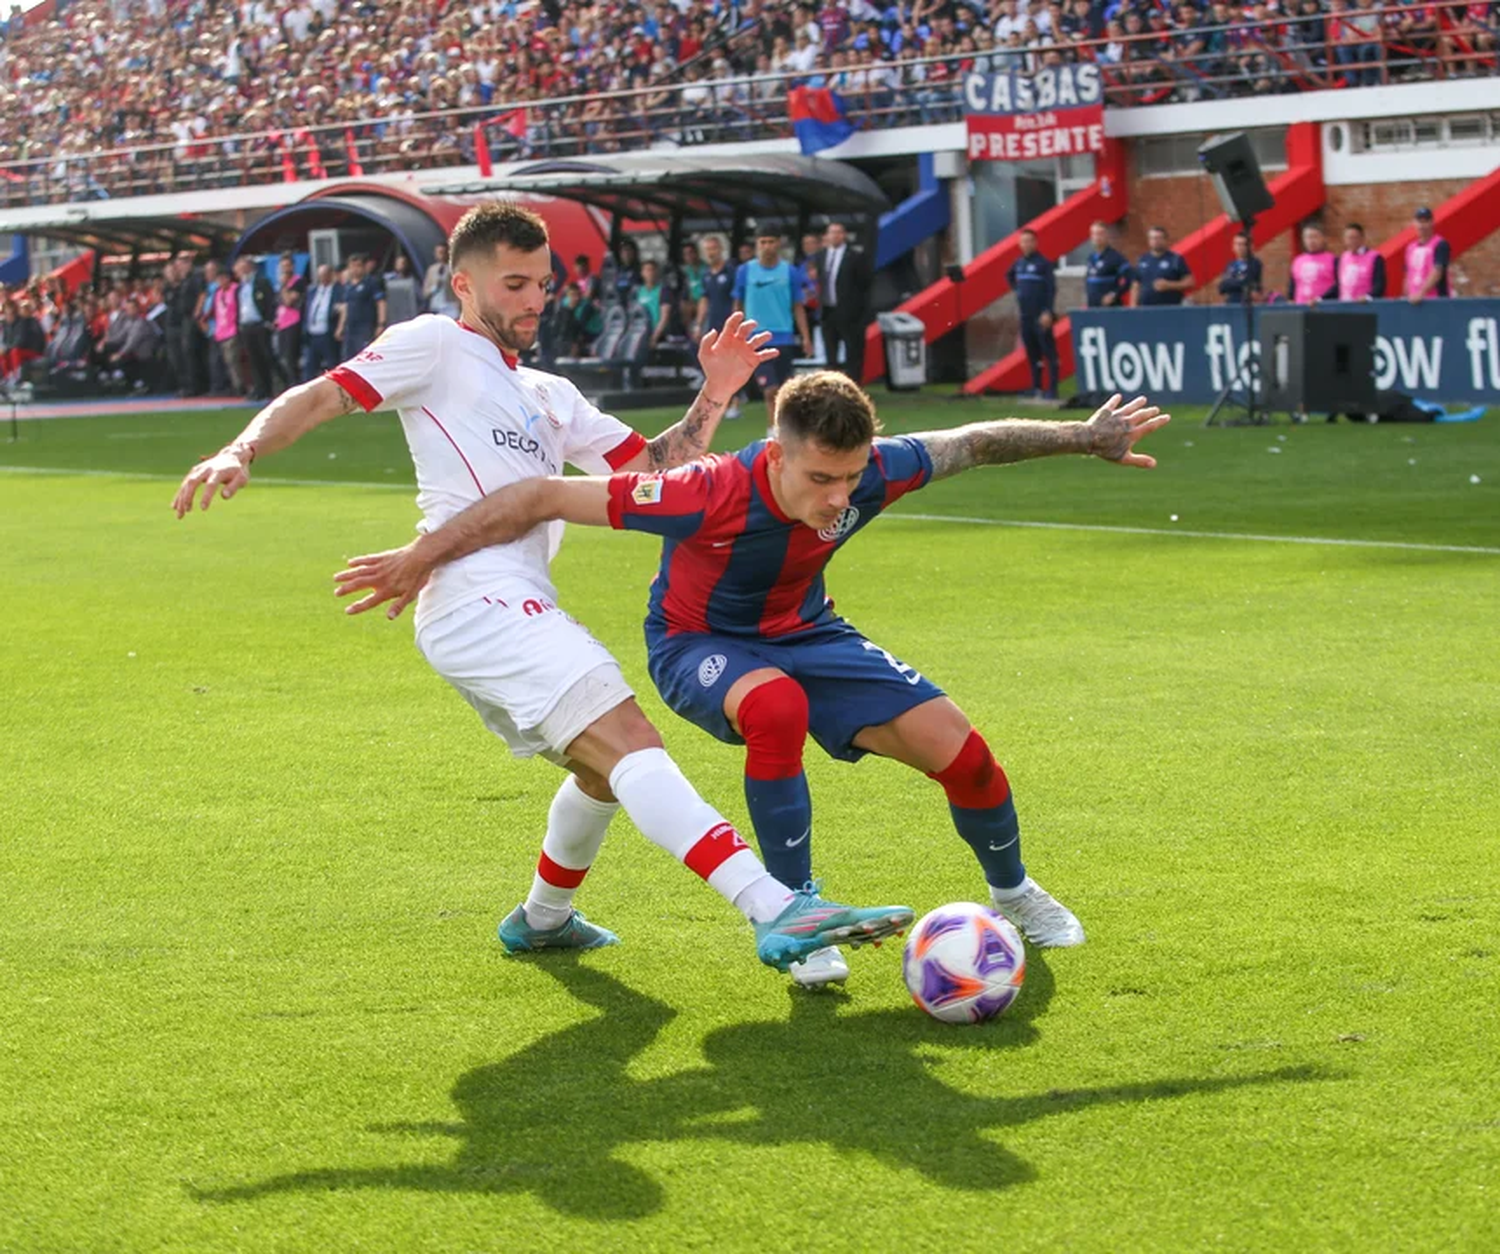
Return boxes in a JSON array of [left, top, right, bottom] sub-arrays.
[[0, 5, 1494, 210]]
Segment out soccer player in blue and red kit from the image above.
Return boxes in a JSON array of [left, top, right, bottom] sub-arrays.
[[338, 374, 1170, 986]]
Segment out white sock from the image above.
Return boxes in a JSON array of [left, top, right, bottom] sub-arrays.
[[608, 747, 793, 923], [991, 877, 1034, 903], [523, 775, 619, 930]]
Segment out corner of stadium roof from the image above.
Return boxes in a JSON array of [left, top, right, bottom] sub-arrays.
[[418, 153, 891, 228], [230, 181, 458, 266], [0, 206, 242, 258]]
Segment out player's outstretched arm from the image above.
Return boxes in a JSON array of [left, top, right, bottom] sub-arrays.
[[171, 377, 366, 517], [333, 477, 612, 619], [915, 393, 1170, 482], [625, 311, 775, 472]]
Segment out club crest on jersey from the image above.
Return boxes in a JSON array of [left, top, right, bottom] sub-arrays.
[[698, 654, 728, 687], [818, 505, 860, 542], [532, 384, 564, 429], [632, 480, 664, 506]]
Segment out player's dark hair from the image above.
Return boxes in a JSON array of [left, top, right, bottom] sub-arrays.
[[1020, 227, 1037, 237], [1345, 221, 1365, 234], [775, 370, 882, 451], [449, 201, 550, 269], [1149, 224, 1168, 235]]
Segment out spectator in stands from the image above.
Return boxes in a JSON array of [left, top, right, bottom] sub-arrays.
[[1329, 0, 1384, 87], [636, 260, 672, 349], [338, 253, 386, 360], [232, 255, 277, 401], [46, 300, 94, 385], [423, 243, 460, 319], [1288, 223, 1339, 304], [1084, 220, 1133, 307], [1, 296, 45, 390], [304, 264, 343, 379], [676, 241, 707, 337], [611, 240, 643, 303], [1335, 223, 1387, 300], [1404, 206, 1451, 303], [275, 252, 306, 394], [1007, 228, 1060, 398], [1133, 226, 1194, 306], [99, 301, 160, 393], [1217, 231, 1264, 304]]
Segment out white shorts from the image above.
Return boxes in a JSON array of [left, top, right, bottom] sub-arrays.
[[415, 588, 635, 765]]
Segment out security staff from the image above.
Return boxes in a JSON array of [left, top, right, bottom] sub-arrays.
[[1083, 220, 1132, 308], [1006, 228, 1059, 398], [1217, 231, 1263, 305], [1133, 226, 1194, 307]]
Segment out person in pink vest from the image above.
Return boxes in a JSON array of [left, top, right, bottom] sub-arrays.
[[1404, 206, 1451, 303], [1286, 223, 1338, 305], [1334, 223, 1387, 301], [211, 267, 243, 395]]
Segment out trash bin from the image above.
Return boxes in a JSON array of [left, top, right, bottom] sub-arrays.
[[877, 312, 927, 391]]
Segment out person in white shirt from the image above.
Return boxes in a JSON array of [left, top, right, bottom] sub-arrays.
[[422, 242, 460, 319], [303, 263, 341, 378], [171, 202, 911, 975]]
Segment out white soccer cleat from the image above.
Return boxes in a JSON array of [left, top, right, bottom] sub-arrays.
[[990, 878, 1086, 948], [789, 945, 850, 988]]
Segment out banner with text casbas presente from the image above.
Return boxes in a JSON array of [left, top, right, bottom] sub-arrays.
[[964, 64, 1105, 163]]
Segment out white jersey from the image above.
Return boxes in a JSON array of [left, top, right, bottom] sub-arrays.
[[328, 315, 646, 631]]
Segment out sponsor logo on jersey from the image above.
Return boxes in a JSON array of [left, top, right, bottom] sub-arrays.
[[632, 479, 664, 506], [492, 428, 555, 469], [353, 349, 384, 363], [817, 504, 860, 542], [698, 653, 728, 687]]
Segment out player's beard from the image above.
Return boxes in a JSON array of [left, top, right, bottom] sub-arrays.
[[473, 302, 539, 354]]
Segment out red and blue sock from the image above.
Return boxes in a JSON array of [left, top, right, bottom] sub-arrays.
[[929, 730, 1026, 891], [738, 677, 814, 890]]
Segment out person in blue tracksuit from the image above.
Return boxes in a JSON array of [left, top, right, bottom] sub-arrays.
[[1006, 229, 1059, 398], [1083, 220, 1132, 308]]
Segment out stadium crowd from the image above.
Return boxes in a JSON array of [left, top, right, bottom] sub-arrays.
[[0, 0, 1494, 200]]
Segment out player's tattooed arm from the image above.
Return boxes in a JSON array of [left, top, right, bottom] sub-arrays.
[[629, 311, 775, 472], [172, 376, 363, 516], [916, 393, 1169, 482], [644, 389, 726, 471]]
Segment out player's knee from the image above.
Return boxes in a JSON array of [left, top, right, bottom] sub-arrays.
[[930, 729, 1012, 808], [737, 677, 809, 780]]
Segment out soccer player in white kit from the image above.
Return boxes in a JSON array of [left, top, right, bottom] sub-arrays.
[[171, 202, 913, 974]]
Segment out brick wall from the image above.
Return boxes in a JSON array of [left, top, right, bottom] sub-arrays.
[[1123, 171, 1500, 299]]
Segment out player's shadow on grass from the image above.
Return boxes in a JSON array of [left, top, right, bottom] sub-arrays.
[[194, 958, 1325, 1219]]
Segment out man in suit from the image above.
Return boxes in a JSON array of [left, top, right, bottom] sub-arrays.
[[812, 220, 872, 382], [302, 263, 342, 380], [232, 256, 278, 401]]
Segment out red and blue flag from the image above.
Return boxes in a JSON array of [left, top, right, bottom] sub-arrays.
[[788, 87, 855, 155]]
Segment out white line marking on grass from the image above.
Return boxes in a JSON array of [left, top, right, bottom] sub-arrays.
[[888, 512, 1500, 556], [4, 465, 1496, 555], [0, 464, 411, 491]]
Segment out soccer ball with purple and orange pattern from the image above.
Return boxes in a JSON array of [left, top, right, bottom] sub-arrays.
[[902, 903, 1026, 1024]]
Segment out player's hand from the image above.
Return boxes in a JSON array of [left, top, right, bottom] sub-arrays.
[[172, 450, 250, 518], [698, 310, 775, 398], [333, 543, 433, 619], [1038, 311, 1055, 330], [1153, 278, 1170, 292], [1083, 393, 1170, 469]]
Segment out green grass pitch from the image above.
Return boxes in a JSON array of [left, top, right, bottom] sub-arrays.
[[2, 396, 1498, 1252]]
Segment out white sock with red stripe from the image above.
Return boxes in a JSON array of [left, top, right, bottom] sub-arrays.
[[523, 775, 619, 931], [608, 748, 794, 924]]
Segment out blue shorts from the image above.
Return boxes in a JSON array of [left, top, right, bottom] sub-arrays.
[[647, 620, 946, 762], [752, 344, 798, 390]]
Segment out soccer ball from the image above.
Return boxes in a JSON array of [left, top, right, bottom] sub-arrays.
[[902, 903, 1026, 1024]]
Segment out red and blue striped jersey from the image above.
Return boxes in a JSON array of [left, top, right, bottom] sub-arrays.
[[606, 437, 932, 640]]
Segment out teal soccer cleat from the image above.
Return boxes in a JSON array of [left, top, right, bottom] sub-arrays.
[[755, 885, 914, 974], [498, 904, 621, 953]]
